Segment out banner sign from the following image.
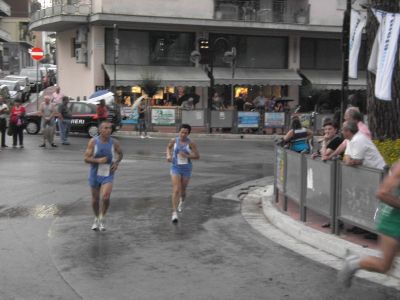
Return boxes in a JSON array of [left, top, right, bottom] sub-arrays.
[[151, 108, 176, 125], [349, 9, 366, 79], [264, 112, 285, 128], [238, 112, 260, 128], [368, 11, 400, 101], [121, 106, 138, 125]]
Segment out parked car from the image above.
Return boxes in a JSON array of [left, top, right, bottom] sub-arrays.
[[0, 80, 22, 102], [25, 101, 122, 137], [4, 75, 30, 101], [0, 84, 11, 103], [19, 68, 46, 92]]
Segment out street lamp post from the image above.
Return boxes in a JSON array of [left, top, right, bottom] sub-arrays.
[[206, 37, 236, 133], [340, 0, 352, 124], [113, 24, 119, 112]]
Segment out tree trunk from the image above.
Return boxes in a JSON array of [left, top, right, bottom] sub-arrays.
[[367, 1, 400, 139]]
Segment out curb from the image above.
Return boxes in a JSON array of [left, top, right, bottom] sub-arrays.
[[114, 131, 280, 141], [213, 176, 400, 290]]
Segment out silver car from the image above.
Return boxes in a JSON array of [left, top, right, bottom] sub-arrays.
[[0, 80, 22, 101], [4, 75, 30, 101]]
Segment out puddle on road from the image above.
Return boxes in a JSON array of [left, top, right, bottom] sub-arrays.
[[0, 204, 64, 219]]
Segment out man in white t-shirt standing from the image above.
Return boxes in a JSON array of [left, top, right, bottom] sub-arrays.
[[342, 121, 386, 170]]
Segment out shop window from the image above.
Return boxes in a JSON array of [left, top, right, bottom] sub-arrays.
[[105, 29, 195, 66], [300, 38, 341, 70], [210, 33, 288, 68]]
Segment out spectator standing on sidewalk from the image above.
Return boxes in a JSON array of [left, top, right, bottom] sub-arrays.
[[312, 119, 342, 159], [342, 121, 385, 170], [0, 96, 9, 149], [253, 91, 266, 113], [138, 99, 149, 139], [96, 99, 109, 125], [52, 86, 64, 104], [282, 117, 313, 153], [39, 95, 57, 148], [339, 162, 400, 287], [10, 99, 26, 148], [58, 96, 72, 145], [323, 108, 371, 161]]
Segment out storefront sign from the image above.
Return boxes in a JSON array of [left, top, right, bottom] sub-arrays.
[[152, 108, 176, 125], [121, 106, 138, 125], [238, 112, 260, 128], [264, 112, 285, 128]]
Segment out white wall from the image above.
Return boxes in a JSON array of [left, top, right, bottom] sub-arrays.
[[57, 26, 105, 99], [309, 0, 343, 26], [93, 0, 214, 19]]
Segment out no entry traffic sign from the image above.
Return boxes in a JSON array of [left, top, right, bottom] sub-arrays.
[[31, 47, 44, 61]]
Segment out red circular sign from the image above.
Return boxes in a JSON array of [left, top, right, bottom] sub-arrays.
[[31, 47, 44, 61]]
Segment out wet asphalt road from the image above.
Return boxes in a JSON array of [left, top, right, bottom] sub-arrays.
[[0, 134, 399, 300]]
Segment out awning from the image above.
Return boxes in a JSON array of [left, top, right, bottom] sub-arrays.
[[103, 65, 210, 87], [300, 70, 367, 90], [213, 68, 302, 86]]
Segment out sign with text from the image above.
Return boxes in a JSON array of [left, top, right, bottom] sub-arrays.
[[151, 108, 176, 125], [238, 112, 260, 128], [121, 106, 138, 125], [264, 112, 285, 128]]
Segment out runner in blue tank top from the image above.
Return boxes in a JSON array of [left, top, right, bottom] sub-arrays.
[[84, 121, 123, 231], [166, 124, 200, 223]]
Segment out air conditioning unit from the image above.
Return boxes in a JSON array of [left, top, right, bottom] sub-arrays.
[[75, 48, 87, 64], [76, 26, 88, 43]]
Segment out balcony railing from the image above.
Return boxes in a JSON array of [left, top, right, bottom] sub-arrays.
[[0, 28, 11, 42], [215, 0, 310, 25], [30, 2, 91, 22]]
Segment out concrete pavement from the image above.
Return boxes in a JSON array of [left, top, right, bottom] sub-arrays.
[[217, 177, 400, 291]]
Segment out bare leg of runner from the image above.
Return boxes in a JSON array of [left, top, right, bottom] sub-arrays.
[[178, 177, 190, 212], [359, 235, 400, 273], [99, 183, 112, 231], [171, 175, 181, 222], [91, 187, 100, 230]]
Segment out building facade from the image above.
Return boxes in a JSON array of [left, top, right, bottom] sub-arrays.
[[29, 0, 368, 109], [0, 0, 35, 75]]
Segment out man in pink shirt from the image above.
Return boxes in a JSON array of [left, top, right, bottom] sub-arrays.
[[52, 86, 64, 104], [322, 107, 371, 161]]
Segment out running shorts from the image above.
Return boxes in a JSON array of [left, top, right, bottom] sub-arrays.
[[88, 174, 114, 188], [170, 164, 192, 178]]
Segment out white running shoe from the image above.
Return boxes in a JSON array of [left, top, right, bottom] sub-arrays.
[[91, 218, 99, 231], [140, 135, 145, 139], [338, 250, 360, 288], [177, 198, 184, 213], [99, 220, 106, 231], [171, 211, 178, 223]]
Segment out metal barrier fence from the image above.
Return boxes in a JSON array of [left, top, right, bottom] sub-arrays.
[[336, 163, 384, 234], [274, 145, 385, 235]]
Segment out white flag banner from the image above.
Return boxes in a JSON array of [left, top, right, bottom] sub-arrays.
[[375, 13, 400, 101], [372, 8, 386, 24], [368, 9, 387, 74], [349, 9, 366, 79]]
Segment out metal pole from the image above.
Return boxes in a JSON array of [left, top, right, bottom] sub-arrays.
[[113, 24, 119, 113], [340, 0, 351, 125], [36, 60, 39, 111], [208, 49, 214, 134]]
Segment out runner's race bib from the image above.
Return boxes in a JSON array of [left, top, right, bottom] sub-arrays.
[[97, 164, 110, 177]]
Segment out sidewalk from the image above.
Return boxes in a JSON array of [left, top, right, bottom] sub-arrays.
[[213, 177, 400, 290]]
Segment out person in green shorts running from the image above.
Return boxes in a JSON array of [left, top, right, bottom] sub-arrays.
[[338, 162, 400, 287]]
